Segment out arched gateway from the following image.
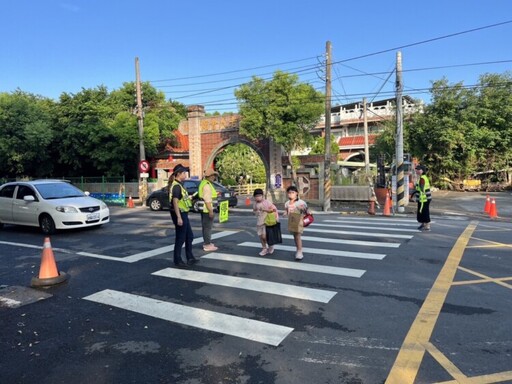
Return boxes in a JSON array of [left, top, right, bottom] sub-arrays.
[[151, 105, 284, 198]]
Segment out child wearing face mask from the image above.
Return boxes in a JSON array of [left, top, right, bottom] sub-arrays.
[[284, 185, 308, 261], [252, 188, 277, 256]]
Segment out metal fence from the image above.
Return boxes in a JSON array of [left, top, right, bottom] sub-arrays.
[[65, 176, 127, 206]]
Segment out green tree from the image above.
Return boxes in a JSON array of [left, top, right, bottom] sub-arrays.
[[215, 144, 265, 185], [235, 71, 324, 185], [0, 90, 55, 177], [52, 86, 117, 176], [309, 134, 339, 155]]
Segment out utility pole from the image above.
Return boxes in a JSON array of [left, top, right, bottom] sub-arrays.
[[323, 40, 332, 212], [363, 97, 370, 175], [135, 57, 147, 207], [395, 51, 405, 213]]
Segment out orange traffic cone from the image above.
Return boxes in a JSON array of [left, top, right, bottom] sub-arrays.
[[489, 198, 498, 219], [383, 192, 391, 216], [31, 237, 68, 287], [483, 194, 491, 213], [367, 199, 376, 215], [127, 195, 135, 208], [245, 196, 251, 206]]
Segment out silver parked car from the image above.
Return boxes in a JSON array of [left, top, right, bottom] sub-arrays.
[[0, 180, 110, 235]]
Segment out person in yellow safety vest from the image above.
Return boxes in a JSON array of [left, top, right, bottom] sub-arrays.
[[198, 169, 219, 252], [169, 163, 197, 268], [414, 164, 432, 231]]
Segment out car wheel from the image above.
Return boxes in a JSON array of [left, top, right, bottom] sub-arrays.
[[149, 198, 162, 211], [39, 214, 56, 235]]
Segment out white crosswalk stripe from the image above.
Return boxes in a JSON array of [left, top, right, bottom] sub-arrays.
[[83, 289, 294, 346], [304, 226, 413, 239], [83, 215, 420, 346], [324, 219, 418, 227], [152, 268, 337, 303], [238, 242, 386, 260], [201, 252, 366, 277], [283, 234, 400, 248], [311, 223, 419, 233]]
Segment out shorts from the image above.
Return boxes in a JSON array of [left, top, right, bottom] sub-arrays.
[[257, 224, 266, 236]]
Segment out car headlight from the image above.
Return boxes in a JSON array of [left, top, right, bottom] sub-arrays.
[[56, 206, 79, 213], [100, 201, 108, 210]]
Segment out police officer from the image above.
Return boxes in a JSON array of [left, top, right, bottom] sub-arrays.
[[198, 169, 219, 252], [414, 164, 432, 231], [170, 164, 197, 267]]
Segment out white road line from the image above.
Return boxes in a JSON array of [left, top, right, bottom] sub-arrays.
[[330, 217, 418, 223], [238, 242, 386, 260], [0, 240, 72, 254], [284, 234, 400, 248], [201, 252, 366, 277], [304, 227, 413, 239], [152, 268, 337, 303], [83, 289, 293, 346], [311, 223, 419, 233], [121, 231, 237, 262], [1, 231, 238, 263], [324, 220, 417, 227]]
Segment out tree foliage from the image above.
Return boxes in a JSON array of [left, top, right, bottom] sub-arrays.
[[215, 143, 265, 185], [409, 72, 512, 183], [0, 83, 186, 179], [309, 134, 339, 155], [235, 71, 324, 184], [0, 90, 55, 177]]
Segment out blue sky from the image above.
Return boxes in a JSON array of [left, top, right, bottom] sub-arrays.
[[3, 1, 511, 112]]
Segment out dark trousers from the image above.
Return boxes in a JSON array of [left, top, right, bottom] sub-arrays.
[[170, 211, 194, 264], [417, 200, 431, 223], [200, 212, 214, 244]]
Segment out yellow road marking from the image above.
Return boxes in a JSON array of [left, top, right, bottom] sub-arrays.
[[423, 342, 467, 382], [454, 266, 512, 289], [385, 221, 478, 384], [467, 237, 512, 249], [434, 370, 512, 384]]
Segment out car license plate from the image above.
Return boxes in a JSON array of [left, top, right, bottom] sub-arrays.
[[87, 212, 100, 221], [224, 193, 230, 197]]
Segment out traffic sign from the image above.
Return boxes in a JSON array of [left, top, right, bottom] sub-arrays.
[[139, 160, 150, 173]]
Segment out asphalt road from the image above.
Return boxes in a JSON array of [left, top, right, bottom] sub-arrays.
[[1, 192, 511, 384]]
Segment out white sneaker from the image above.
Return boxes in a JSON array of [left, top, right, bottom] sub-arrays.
[[295, 251, 304, 261], [259, 248, 268, 256], [268, 246, 274, 254]]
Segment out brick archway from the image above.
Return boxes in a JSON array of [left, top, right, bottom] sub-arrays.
[[203, 137, 271, 181], [178, 105, 282, 188]]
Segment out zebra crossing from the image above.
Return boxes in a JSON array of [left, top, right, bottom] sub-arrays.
[[83, 216, 421, 346]]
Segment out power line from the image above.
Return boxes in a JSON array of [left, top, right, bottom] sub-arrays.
[[149, 56, 321, 83], [332, 20, 512, 65]]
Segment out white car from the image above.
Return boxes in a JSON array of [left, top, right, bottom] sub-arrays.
[[0, 180, 110, 235]]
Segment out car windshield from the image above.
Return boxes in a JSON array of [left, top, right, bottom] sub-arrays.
[[212, 181, 228, 192], [35, 183, 86, 200]]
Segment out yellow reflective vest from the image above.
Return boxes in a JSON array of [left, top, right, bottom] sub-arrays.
[[198, 179, 218, 213], [170, 180, 192, 212], [415, 175, 432, 203]]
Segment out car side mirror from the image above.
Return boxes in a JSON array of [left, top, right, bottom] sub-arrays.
[[23, 195, 35, 202]]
